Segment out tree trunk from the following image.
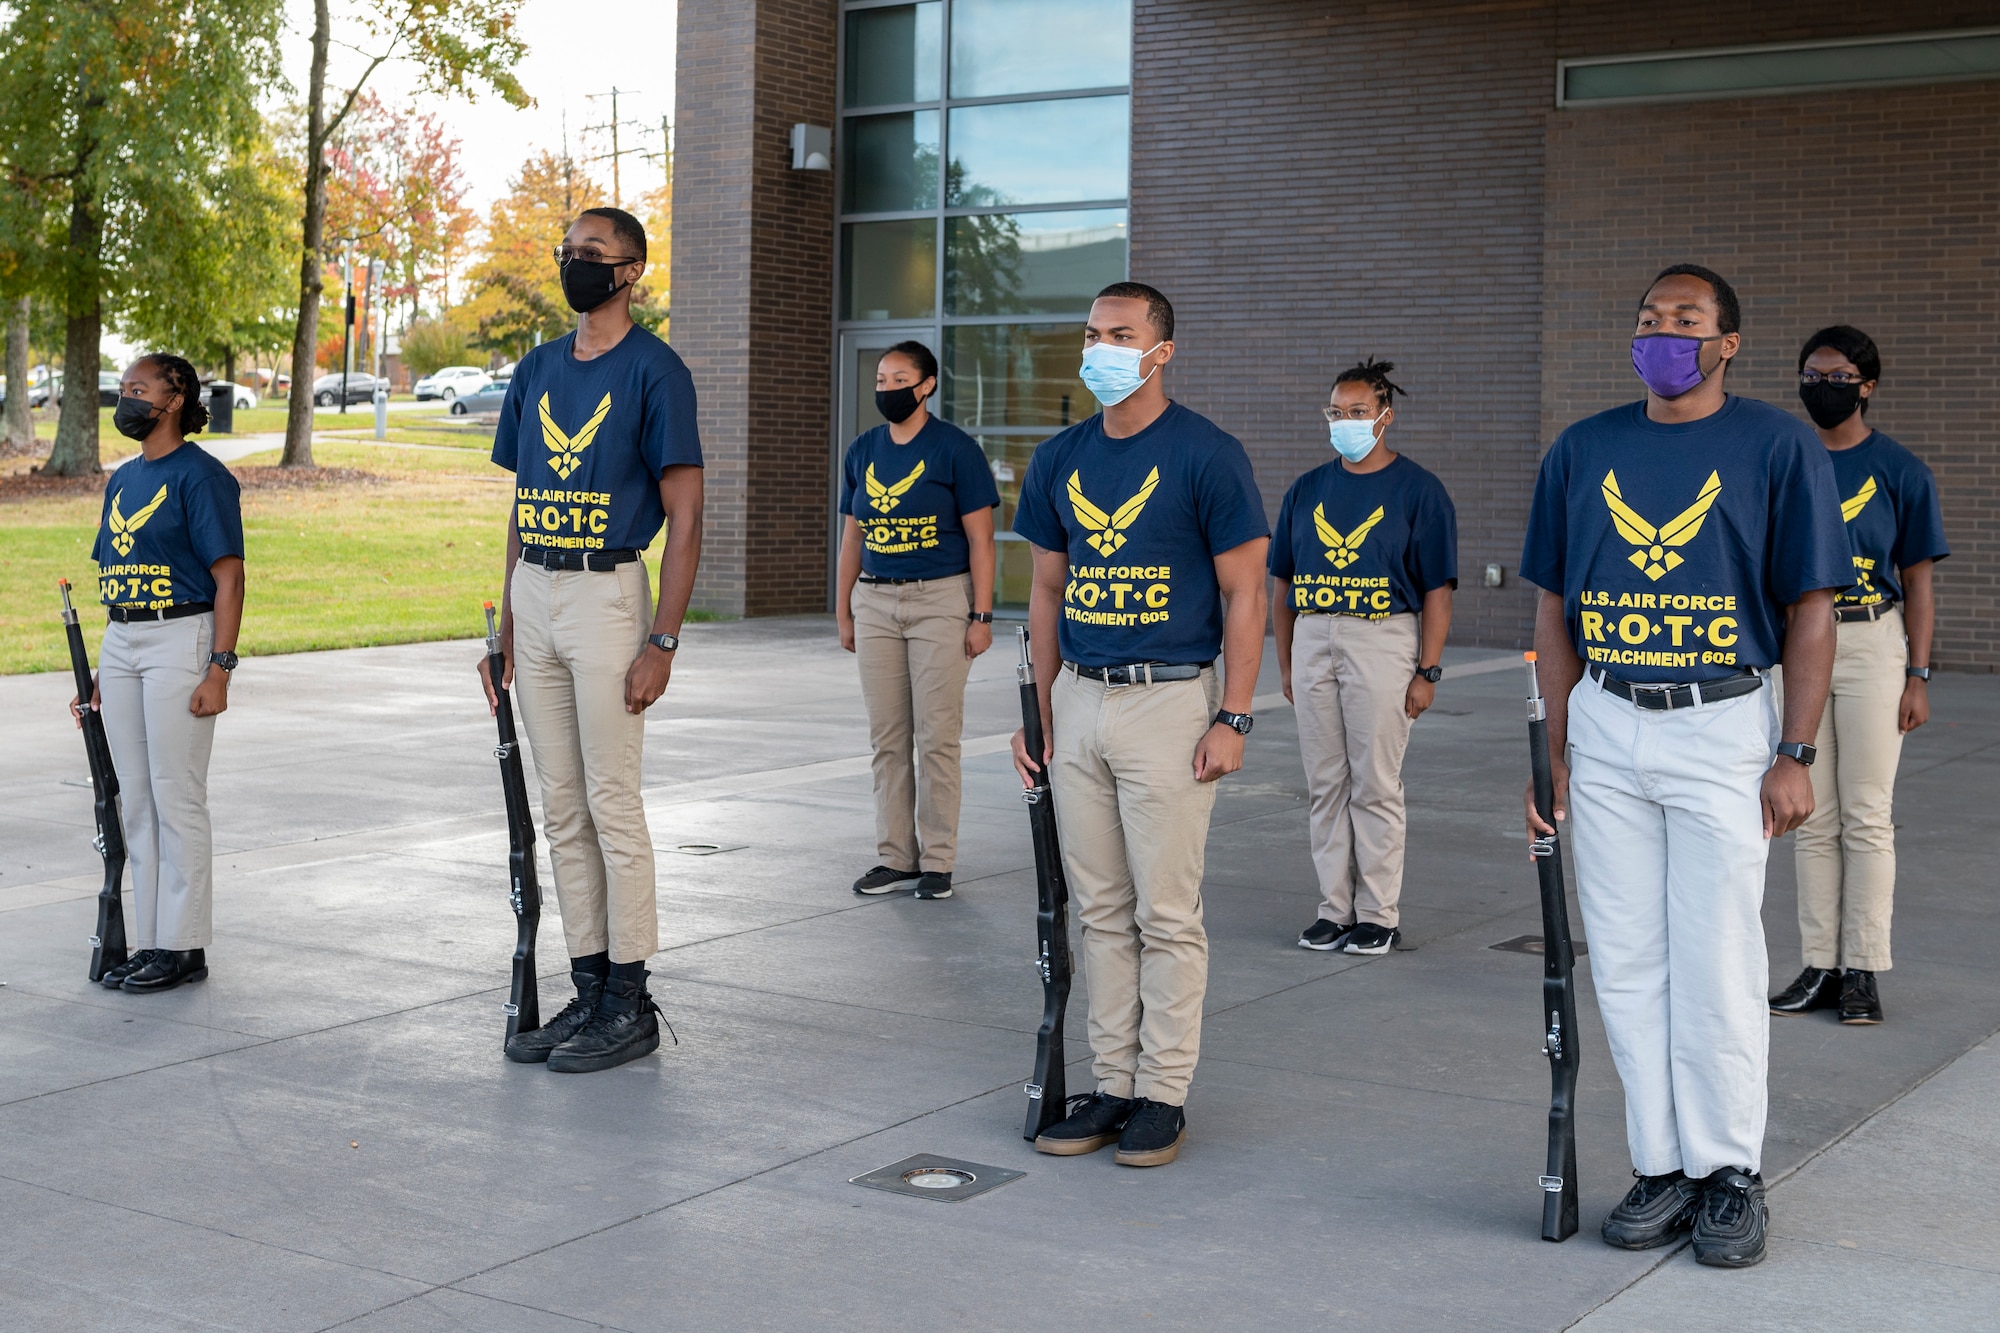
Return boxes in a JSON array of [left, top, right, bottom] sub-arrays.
[[223, 346, 236, 389], [3, 297, 30, 452], [44, 193, 103, 477], [281, 0, 334, 469]]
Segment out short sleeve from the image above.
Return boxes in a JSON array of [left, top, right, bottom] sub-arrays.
[[837, 440, 861, 515], [640, 360, 703, 475], [492, 373, 526, 470], [1267, 480, 1300, 578], [90, 488, 113, 565], [1519, 442, 1570, 593], [952, 434, 1001, 514], [1196, 439, 1269, 556], [1011, 444, 1067, 552], [1891, 458, 1950, 569], [1410, 478, 1458, 593], [1766, 437, 1852, 605], [184, 473, 246, 569]]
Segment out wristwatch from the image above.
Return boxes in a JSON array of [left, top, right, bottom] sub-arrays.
[[1776, 741, 1817, 766], [208, 650, 239, 673], [1414, 664, 1443, 683], [967, 611, 994, 624], [1213, 710, 1254, 735], [647, 632, 680, 654], [1906, 665, 1931, 681]]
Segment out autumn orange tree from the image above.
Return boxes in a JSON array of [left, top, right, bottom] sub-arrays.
[[461, 150, 603, 361]]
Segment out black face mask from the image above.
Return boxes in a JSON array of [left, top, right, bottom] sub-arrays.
[[113, 396, 164, 442], [1799, 380, 1864, 430], [874, 385, 926, 425], [559, 258, 632, 313]]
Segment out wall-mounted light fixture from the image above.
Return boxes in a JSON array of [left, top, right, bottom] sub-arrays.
[[1484, 563, 1505, 588], [790, 124, 831, 171]]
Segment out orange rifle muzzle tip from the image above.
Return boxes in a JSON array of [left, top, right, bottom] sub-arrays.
[[1524, 651, 1537, 662], [483, 600, 494, 610]]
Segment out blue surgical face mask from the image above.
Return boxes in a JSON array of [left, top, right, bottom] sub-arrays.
[[1079, 340, 1163, 407], [1328, 413, 1384, 462]]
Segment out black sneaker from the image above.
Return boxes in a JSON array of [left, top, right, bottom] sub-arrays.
[[1032, 1092, 1134, 1156], [1340, 923, 1400, 955], [99, 949, 160, 989], [1770, 966, 1840, 1015], [1691, 1168, 1767, 1268], [1114, 1098, 1187, 1167], [913, 872, 953, 900], [852, 865, 921, 895], [1601, 1170, 1702, 1249], [504, 969, 605, 1064], [1298, 919, 1354, 951], [1838, 969, 1883, 1025], [120, 949, 208, 993], [547, 971, 664, 1074]]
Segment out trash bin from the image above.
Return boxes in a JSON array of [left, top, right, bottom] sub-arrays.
[[207, 382, 234, 435]]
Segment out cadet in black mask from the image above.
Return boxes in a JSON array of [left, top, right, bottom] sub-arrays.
[[834, 341, 999, 902], [1772, 326, 1950, 1027]]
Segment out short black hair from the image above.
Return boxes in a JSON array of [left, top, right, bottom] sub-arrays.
[[881, 339, 938, 384], [1799, 324, 1881, 414], [1645, 263, 1740, 335], [139, 353, 209, 435], [1094, 281, 1174, 342], [578, 206, 647, 262], [1333, 357, 1406, 409]]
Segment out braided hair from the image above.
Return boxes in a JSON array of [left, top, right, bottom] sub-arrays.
[[139, 353, 210, 435], [1333, 357, 1407, 410]]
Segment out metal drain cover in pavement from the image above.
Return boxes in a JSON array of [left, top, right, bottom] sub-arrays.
[[849, 1154, 1024, 1203], [1490, 934, 1587, 957], [657, 842, 746, 857]]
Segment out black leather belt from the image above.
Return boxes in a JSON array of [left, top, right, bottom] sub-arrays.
[[1070, 661, 1211, 686], [107, 602, 212, 623], [1590, 665, 1764, 711], [1836, 603, 1893, 624], [520, 547, 639, 572], [859, 573, 960, 585]]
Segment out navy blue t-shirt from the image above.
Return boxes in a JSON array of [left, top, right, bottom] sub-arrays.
[[1520, 396, 1850, 681], [92, 443, 244, 609], [1825, 430, 1949, 608], [838, 416, 1000, 580], [1013, 402, 1267, 668], [492, 327, 703, 552], [1269, 455, 1458, 618]]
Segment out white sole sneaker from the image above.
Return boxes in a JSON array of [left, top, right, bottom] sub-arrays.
[[1298, 929, 1353, 952], [1340, 928, 1401, 956]]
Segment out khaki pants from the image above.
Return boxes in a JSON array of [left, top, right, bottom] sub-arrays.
[[99, 614, 217, 951], [1292, 612, 1419, 928], [1050, 665, 1221, 1106], [1794, 607, 1906, 972], [852, 574, 974, 872], [509, 558, 658, 963]]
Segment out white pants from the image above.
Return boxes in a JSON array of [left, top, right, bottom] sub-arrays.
[[98, 614, 218, 951], [1566, 674, 1778, 1178]]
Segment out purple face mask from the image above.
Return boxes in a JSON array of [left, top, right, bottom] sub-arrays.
[[1631, 333, 1721, 399]]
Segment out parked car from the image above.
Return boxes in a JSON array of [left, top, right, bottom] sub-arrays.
[[412, 365, 492, 401], [449, 381, 510, 416], [206, 380, 259, 410], [311, 372, 385, 407], [98, 372, 122, 406]]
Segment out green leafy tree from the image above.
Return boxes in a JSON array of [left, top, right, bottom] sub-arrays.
[[398, 311, 476, 379], [0, 0, 283, 474], [282, 0, 529, 468]]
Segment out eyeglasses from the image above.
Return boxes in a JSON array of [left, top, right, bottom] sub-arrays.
[[552, 245, 641, 267], [1322, 404, 1383, 423], [1798, 371, 1867, 387]]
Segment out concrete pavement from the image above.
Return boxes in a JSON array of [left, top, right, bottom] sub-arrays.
[[2, 618, 1994, 1330]]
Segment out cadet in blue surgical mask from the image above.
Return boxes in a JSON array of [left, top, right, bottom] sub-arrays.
[[1270, 359, 1458, 957]]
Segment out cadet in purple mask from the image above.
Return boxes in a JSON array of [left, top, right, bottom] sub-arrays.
[[1519, 264, 1850, 1267]]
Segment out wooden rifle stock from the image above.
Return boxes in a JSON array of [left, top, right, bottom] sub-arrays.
[[58, 580, 128, 982], [1017, 628, 1074, 1140], [1525, 653, 1580, 1241], [486, 603, 542, 1045]]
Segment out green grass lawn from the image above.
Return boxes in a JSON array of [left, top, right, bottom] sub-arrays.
[[33, 401, 449, 440], [0, 439, 705, 676]]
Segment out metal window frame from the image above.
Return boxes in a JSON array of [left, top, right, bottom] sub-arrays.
[[1556, 26, 2000, 109]]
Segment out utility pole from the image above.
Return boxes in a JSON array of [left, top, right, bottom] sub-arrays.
[[584, 87, 646, 209]]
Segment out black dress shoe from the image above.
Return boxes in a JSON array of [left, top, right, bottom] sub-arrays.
[[547, 971, 663, 1073], [1032, 1092, 1134, 1156], [1601, 1170, 1702, 1249], [121, 949, 208, 993], [99, 949, 160, 989], [1839, 969, 1884, 1025], [1769, 966, 1840, 1016], [504, 969, 606, 1064]]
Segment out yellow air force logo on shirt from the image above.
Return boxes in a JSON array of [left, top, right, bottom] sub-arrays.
[[540, 391, 612, 481], [865, 460, 925, 514], [1841, 476, 1877, 522], [1602, 468, 1722, 581], [1314, 503, 1384, 570], [1068, 467, 1159, 558], [107, 484, 169, 557]]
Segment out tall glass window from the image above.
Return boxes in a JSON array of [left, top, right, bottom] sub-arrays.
[[836, 0, 1132, 609]]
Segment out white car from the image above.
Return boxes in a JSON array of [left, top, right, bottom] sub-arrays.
[[413, 365, 492, 402]]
